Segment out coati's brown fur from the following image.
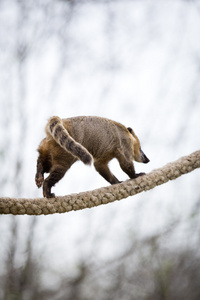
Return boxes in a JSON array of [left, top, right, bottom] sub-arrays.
[[35, 116, 150, 198]]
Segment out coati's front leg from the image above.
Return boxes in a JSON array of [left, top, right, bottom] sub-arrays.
[[118, 157, 145, 179], [94, 160, 120, 184]]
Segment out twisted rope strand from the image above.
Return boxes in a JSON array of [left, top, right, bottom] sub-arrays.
[[0, 150, 199, 215]]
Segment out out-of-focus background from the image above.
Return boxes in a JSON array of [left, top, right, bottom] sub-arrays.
[[0, 0, 200, 299]]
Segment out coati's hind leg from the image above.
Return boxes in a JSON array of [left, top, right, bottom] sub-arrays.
[[35, 154, 51, 188], [94, 160, 120, 185], [43, 165, 68, 198], [35, 161, 44, 188]]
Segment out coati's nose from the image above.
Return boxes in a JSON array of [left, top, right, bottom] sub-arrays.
[[144, 156, 150, 164], [141, 149, 150, 164]]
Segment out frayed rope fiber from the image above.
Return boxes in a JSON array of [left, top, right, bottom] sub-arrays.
[[0, 150, 200, 215]]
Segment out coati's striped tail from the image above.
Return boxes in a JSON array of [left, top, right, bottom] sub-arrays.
[[46, 116, 93, 165]]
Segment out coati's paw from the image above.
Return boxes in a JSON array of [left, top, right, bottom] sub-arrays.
[[135, 172, 146, 178], [43, 190, 55, 198], [43, 188, 55, 198], [43, 182, 55, 198], [46, 193, 55, 198], [35, 175, 44, 188]]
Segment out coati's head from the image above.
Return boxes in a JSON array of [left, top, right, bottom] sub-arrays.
[[127, 127, 150, 164]]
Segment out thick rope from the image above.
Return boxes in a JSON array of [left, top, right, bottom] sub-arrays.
[[0, 150, 199, 215]]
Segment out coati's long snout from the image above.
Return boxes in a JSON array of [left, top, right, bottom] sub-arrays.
[[36, 116, 150, 198], [139, 149, 150, 164]]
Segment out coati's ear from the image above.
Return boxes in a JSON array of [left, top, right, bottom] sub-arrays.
[[127, 127, 137, 138], [127, 127, 133, 134]]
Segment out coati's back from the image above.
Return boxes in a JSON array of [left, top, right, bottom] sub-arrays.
[[61, 116, 133, 159]]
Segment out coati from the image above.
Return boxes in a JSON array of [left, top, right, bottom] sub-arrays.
[[35, 116, 150, 198]]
